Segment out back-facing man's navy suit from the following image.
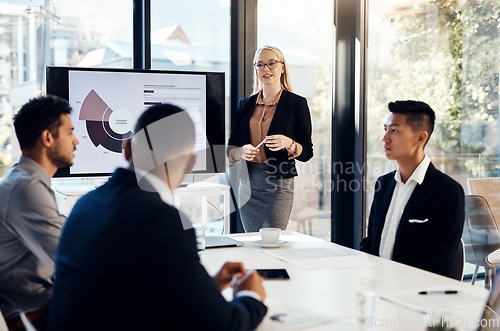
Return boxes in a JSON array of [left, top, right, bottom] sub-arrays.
[[48, 168, 267, 331], [359, 163, 465, 277]]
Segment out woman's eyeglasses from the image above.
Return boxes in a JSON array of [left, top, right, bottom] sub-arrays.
[[254, 60, 283, 71]]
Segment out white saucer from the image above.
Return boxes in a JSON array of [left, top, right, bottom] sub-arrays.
[[253, 240, 287, 248]]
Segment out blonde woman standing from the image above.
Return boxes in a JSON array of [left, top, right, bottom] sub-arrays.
[[227, 46, 314, 232]]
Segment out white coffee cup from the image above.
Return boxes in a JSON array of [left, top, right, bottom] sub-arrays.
[[260, 228, 281, 244]]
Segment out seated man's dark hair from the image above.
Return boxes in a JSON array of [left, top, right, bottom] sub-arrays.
[[13, 95, 72, 150], [388, 100, 435, 145]]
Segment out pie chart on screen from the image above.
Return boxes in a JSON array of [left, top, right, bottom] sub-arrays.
[[79, 89, 134, 153]]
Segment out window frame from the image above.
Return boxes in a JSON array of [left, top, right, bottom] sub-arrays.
[[132, 0, 369, 242]]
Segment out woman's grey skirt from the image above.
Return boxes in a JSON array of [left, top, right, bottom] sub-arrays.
[[238, 162, 294, 232]]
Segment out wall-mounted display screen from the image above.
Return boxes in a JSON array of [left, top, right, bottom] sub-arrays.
[[46, 66, 225, 177]]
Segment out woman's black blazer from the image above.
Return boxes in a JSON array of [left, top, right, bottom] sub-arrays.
[[227, 90, 313, 178]]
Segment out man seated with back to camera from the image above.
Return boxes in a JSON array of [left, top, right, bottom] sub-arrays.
[[0, 95, 79, 331], [359, 100, 465, 277], [48, 104, 267, 331]]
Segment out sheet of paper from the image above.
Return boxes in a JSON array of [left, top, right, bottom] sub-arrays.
[[257, 299, 334, 331], [263, 246, 349, 260], [381, 286, 485, 314], [263, 246, 376, 270]]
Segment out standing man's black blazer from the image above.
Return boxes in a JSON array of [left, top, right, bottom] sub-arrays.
[[227, 90, 313, 178], [359, 163, 465, 277], [48, 168, 267, 331]]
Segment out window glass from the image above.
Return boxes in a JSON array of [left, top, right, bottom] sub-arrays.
[[150, 0, 230, 139], [150, 0, 230, 234], [150, 0, 229, 73], [0, 0, 132, 175], [366, 1, 500, 226], [257, 0, 333, 240]]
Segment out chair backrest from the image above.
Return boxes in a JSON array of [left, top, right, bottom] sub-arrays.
[[463, 195, 500, 267], [449, 238, 465, 281], [467, 178, 500, 223]]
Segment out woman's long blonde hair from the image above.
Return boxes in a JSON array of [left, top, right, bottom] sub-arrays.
[[252, 46, 293, 94]]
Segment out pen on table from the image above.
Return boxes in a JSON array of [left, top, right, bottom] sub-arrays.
[[418, 290, 458, 295]]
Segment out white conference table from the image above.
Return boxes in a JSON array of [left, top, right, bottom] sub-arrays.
[[200, 231, 490, 331]]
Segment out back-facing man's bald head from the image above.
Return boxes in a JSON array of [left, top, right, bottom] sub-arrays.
[[128, 104, 196, 191], [133, 104, 193, 136]]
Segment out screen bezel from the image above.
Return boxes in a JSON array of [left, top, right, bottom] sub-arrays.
[[46, 66, 225, 177]]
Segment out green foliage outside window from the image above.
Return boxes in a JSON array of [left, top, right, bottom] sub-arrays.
[[368, 0, 500, 179]]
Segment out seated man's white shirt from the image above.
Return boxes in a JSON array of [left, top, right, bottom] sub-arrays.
[[132, 167, 175, 206], [379, 154, 431, 259], [132, 167, 192, 230]]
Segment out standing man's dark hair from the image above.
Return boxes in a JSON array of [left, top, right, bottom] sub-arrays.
[[14, 95, 72, 150], [388, 100, 436, 146]]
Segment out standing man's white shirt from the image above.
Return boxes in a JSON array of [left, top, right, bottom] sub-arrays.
[[379, 154, 431, 259]]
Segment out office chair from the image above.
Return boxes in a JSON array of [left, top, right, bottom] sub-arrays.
[[467, 177, 500, 224], [463, 195, 500, 289], [449, 239, 465, 281]]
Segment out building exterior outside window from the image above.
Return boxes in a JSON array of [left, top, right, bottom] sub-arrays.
[[0, 0, 132, 175]]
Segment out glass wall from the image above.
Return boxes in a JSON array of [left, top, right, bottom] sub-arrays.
[[150, 0, 229, 73], [0, 0, 132, 175], [150, 0, 231, 234], [150, 0, 230, 137], [366, 0, 500, 227], [257, 0, 333, 240]]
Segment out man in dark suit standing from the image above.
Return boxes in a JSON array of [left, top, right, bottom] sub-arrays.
[[48, 104, 267, 330], [359, 100, 464, 277]]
